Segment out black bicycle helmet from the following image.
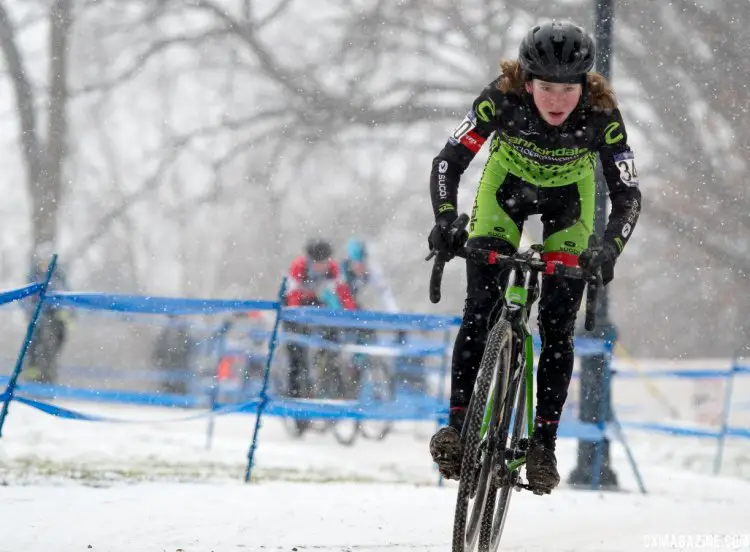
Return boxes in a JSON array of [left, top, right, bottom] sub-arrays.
[[518, 21, 595, 83], [306, 239, 333, 262]]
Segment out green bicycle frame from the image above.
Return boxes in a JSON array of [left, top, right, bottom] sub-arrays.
[[478, 279, 537, 473]]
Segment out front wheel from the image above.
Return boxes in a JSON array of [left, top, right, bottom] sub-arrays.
[[452, 319, 513, 552], [482, 374, 526, 552]]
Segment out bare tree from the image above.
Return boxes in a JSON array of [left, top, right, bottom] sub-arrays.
[[0, 0, 72, 253], [2, 0, 743, 356]]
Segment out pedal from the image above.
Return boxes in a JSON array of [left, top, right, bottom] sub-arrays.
[[504, 447, 526, 462], [517, 482, 552, 495]]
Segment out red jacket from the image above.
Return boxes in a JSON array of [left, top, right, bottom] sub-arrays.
[[284, 256, 356, 310]]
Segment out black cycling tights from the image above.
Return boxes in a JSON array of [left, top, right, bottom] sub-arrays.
[[449, 253, 585, 430]]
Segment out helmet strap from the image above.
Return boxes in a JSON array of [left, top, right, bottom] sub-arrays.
[[579, 74, 589, 106]]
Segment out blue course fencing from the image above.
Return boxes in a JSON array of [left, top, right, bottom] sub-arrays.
[[0, 262, 287, 468], [0, 266, 639, 489], [1, 257, 749, 488], [612, 363, 750, 475], [0, 258, 58, 436]]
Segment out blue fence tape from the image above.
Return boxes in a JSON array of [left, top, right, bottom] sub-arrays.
[[280, 332, 449, 357], [568, 336, 612, 356], [621, 421, 750, 440], [10, 383, 750, 442], [12, 394, 264, 423], [9, 391, 612, 442], [11, 382, 207, 409], [3, 280, 750, 456], [613, 368, 735, 379], [46, 292, 279, 315], [622, 421, 720, 439], [556, 419, 606, 441], [281, 307, 461, 331], [13, 396, 114, 421], [278, 331, 610, 357], [0, 283, 44, 306], [727, 426, 750, 439], [1, 369, 200, 386], [260, 396, 443, 421]]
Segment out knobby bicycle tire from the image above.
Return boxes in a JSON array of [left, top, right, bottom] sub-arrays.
[[452, 319, 512, 552], [482, 357, 527, 551]]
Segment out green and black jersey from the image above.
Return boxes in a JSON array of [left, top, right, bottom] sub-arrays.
[[430, 76, 642, 257]]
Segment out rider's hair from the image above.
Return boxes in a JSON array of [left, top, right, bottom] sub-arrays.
[[497, 59, 617, 111]]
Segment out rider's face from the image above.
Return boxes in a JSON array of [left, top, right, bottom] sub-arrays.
[[525, 79, 582, 126]]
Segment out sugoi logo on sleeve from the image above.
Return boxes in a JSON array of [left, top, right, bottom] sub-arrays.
[[438, 173, 447, 199], [437, 159, 449, 198]]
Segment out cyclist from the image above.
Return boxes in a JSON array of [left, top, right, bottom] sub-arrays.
[[341, 239, 430, 396], [427, 21, 642, 493], [283, 239, 356, 401], [341, 237, 399, 312], [339, 238, 404, 400]]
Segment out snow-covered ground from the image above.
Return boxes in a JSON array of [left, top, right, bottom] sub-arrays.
[[1, 400, 750, 552]]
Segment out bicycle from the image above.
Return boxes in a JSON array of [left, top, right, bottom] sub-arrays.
[[281, 324, 357, 444], [282, 324, 395, 446], [428, 214, 602, 552], [346, 329, 395, 441]]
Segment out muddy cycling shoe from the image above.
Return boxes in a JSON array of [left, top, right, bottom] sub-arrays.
[[429, 426, 463, 480], [525, 440, 560, 494]]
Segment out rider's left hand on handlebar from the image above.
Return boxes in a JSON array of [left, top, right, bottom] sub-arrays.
[[428, 212, 468, 261], [578, 241, 618, 286]]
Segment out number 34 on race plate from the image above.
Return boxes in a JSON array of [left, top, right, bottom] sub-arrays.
[[613, 151, 639, 188]]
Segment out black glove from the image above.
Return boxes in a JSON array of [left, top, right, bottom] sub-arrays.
[[578, 242, 618, 286], [428, 212, 468, 261]]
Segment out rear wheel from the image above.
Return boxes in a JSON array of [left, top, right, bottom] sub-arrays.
[[359, 358, 395, 441], [452, 319, 512, 552], [332, 418, 359, 445], [316, 351, 360, 446], [283, 416, 311, 438]]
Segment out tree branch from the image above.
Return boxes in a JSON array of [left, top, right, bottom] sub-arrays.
[[0, 1, 41, 183], [67, 107, 292, 261], [72, 27, 234, 96], [649, 203, 750, 278]]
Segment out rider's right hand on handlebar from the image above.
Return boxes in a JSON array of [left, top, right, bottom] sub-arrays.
[[578, 241, 618, 286], [428, 212, 468, 261]]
